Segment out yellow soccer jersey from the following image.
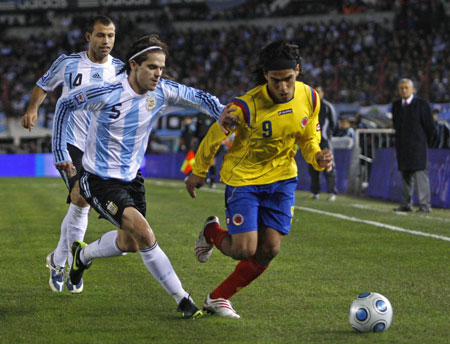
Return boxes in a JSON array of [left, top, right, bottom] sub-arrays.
[[193, 81, 323, 186]]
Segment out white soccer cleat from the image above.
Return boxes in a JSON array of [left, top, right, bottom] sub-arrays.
[[194, 216, 218, 263], [203, 294, 240, 318], [45, 253, 65, 292]]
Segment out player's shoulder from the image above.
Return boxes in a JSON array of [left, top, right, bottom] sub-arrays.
[[50, 52, 82, 69], [295, 81, 320, 113], [111, 56, 125, 67]]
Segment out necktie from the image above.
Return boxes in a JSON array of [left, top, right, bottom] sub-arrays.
[[403, 100, 408, 106]]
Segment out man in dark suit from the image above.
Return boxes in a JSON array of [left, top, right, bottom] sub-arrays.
[[392, 78, 436, 213]]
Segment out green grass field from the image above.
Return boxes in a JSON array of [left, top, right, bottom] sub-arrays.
[[1, 177, 449, 344]]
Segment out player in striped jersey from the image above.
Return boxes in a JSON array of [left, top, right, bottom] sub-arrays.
[[52, 34, 236, 318], [21, 16, 124, 294], [185, 40, 333, 318]]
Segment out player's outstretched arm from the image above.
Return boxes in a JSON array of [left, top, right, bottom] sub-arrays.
[[185, 173, 206, 199], [21, 86, 47, 132]]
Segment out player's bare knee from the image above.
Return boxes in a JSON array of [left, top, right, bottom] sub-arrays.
[[261, 243, 280, 259], [231, 246, 256, 260], [70, 188, 88, 207]]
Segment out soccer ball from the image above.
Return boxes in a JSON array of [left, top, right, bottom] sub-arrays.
[[348, 292, 393, 333]]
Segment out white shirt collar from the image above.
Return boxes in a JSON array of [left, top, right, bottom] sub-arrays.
[[403, 94, 414, 105]]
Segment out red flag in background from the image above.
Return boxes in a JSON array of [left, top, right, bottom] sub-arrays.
[[180, 149, 195, 174]]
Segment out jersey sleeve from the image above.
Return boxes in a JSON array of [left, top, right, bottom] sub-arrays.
[[161, 79, 224, 121], [36, 54, 68, 92], [52, 84, 112, 164], [298, 87, 323, 171]]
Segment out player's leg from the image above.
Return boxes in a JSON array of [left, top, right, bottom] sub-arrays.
[[203, 178, 295, 318], [195, 185, 259, 262], [48, 145, 89, 292], [76, 170, 202, 318]]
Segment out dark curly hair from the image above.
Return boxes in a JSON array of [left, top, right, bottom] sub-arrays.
[[253, 40, 303, 86], [118, 34, 169, 76]]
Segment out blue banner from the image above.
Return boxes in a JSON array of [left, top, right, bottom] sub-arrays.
[[366, 148, 450, 209]]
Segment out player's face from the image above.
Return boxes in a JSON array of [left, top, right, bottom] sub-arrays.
[[398, 81, 414, 99], [264, 65, 300, 103], [86, 22, 116, 63], [129, 51, 166, 94]]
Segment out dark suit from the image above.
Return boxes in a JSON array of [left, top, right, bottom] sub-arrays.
[[308, 98, 338, 197], [392, 96, 436, 211]]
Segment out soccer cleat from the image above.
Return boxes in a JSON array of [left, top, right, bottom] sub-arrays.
[[66, 277, 84, 294], [195, 216, 218, 263], [308, 193, 319, 200], [328, 194, 337, 202], [177, 296, 204, 319], [45, 253, 65, 292], [69, 241, 92, 286], [393, 205, 413, 212], [203, 294, 240, 318]]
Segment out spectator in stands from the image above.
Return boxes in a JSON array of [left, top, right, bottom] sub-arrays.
[[308, 86, 339, 201], [336, 117, 355, 139], [392, 78, 435, 213], [430, 108, 450, 149]]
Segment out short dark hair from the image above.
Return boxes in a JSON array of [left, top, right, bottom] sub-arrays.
[[253, 40, 303, 85], [85, 15, 114, 34], [118, 34, 169, 76]]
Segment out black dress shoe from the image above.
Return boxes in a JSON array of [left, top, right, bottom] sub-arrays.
[[393, 205, 413, 212]]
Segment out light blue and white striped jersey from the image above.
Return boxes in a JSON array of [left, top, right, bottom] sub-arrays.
[[53, 78, 224, 181], [38, 51, 124, 152]]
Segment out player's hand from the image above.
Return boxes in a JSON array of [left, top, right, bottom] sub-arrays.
[[21, 112, 38, 132], [219, 103, 238, 135], [56, 161, 75, 178], [185, 173, 206, 199], [316, 149, 333, 172]]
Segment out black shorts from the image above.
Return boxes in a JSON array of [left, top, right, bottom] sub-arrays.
[[58, 143, 84, 203], [79, 169, 146, 228]]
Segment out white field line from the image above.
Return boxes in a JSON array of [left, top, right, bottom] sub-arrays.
[[295, 206, 450, 242]]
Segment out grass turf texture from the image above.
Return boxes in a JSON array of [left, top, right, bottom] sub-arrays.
[[0, 177, 449, 344]]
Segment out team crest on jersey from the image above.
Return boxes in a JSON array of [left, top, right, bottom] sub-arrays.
[[106, 201, 118, 215], [278, 109, 293, 116], [232, 214, 244, 226], [316, 123, 321, 131], [40, 71, 50, 83], [301, 116, 308, 128], [73, 92, 87, 105], [146, 94, 156, 110]]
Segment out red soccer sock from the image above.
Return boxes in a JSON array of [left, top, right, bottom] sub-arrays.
[[210, 256, 268, 300], [205, 221, 228, 251]]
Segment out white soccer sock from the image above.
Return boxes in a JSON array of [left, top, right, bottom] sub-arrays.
[[81, 230, 126, 264], [140, 242, 188, 304], [65, 203, 90, 266], [52, 213, 70, 267]]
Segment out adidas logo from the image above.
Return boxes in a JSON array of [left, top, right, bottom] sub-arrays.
[[92, 72, 101, 79]]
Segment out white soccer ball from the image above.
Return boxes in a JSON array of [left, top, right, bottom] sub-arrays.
[[348, 292, 393, 333]]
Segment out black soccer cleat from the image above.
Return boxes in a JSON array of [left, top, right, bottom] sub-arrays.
[[69, 240, 92, 286], [177, 296, 204, 319]]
